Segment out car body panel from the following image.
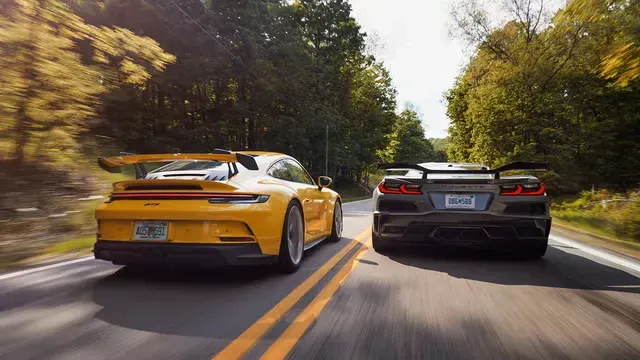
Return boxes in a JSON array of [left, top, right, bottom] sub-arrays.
[[94, 152, 340, 266]]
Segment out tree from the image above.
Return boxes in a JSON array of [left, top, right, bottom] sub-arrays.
[[0, 0, 175, 164], [429, 137, 449, 161], [560, 0, 640, 87], [382, 109, 437, 164]]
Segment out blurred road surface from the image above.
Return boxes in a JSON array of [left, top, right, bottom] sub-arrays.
[[1, 199, 639, 360]]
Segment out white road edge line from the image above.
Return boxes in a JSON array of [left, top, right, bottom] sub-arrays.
[[550, 234, 640, 275], [0, 256, 95, 281]]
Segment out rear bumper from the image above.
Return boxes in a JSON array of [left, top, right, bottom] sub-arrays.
[[94, 240, 278, 267], [373, 212, 551, 248]]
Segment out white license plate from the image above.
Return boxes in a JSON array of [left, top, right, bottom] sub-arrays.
[[445, 194, 476, 209], [133, 221, 168, 240]]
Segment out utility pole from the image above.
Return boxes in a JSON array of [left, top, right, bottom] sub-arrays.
[[325, 124, 329, 175]]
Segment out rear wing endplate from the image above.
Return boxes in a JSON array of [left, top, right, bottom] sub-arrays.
[[98, 152, 259, 175], [378, 161, 549, 180]]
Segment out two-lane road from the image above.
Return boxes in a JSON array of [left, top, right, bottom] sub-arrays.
[[1, 200, 640, 359]]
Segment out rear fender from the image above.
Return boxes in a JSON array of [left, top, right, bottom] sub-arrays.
[[243, 182, 301, 255]]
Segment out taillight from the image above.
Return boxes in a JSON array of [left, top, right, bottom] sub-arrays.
[[107, 192, 270, 203], [378, 182, 422, 195], [208, 195, 270, 204], [500, 183, 546, 196]]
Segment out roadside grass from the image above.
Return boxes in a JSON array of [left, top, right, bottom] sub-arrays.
[[552, 218, 640, 251], [551, 209, 620, 240], [550, 189, 640, 258], [44, 236, 95, 255]]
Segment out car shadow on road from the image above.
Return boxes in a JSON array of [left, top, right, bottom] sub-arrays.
[[88, 237, 351, 337], [382, 245, 640, 337], [384, 245, 640, 294], [286, 274, 640, 360]]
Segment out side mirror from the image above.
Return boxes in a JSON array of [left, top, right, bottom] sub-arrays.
[[318, 176, 332, 190]]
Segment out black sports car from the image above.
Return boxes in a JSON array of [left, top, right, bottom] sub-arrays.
[[372, 161, 551, 258]]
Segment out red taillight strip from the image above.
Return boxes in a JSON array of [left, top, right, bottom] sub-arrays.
[[400, 184, 422, 195], [110, 192, 256, 199], [500, 184, 546, 196], [500, 185, 523, 196], [378, 183, 422, 195], [522, 184, 546, 196], [378, 183, 403, 194]]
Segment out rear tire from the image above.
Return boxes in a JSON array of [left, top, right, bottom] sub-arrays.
[[372, 233, 393, 253], [326, 201, 343, 243], [522, 238, 548, 259], [278, 201, 305, 273]]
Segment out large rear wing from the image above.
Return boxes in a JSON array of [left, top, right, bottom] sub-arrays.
[[98, 150, 259, 179], [378, 161, 549, 180]]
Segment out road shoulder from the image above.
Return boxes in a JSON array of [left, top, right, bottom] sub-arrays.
[[552, 222, 640, 262]]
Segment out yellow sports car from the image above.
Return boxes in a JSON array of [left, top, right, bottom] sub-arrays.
[[93, 150, 343, 273]]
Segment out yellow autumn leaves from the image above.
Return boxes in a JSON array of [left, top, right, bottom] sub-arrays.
[[0, 0, 175, 163]]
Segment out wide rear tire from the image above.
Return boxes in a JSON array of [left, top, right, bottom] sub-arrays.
[[278, 201, 305, 273], [372, 232, 393, 253], [522, 238, 548, 259], [326, 201, 343, 243]]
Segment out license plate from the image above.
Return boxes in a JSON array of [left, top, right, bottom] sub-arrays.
[[445, 194, 476, 209], [133, 221, 168, 240]]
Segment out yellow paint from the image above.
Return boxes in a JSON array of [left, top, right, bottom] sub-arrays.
[[259, 237, 373, 360], [211, 227, 371, 360], [98, 219, 256, 243], [95, 153, 342, 256]]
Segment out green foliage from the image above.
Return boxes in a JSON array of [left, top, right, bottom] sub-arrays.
[[561, 0, 640, 87], [429, 137, 449, 161], [447, 0, 640, 192], [45, 236, 95, 255], [379, 109, 439, 164], [393, 109, 437, 164]]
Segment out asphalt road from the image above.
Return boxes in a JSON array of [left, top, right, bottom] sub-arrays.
[[2, 199, 640, 360]]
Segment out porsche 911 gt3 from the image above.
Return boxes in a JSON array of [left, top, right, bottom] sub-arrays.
[[93, 150, 343, 273]]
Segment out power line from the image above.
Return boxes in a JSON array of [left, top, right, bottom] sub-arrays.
[[164, 0, 247, 69], [160, 0, 279, 95]]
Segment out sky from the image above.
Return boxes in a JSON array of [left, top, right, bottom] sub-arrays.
[[348, 0, 467, 139]]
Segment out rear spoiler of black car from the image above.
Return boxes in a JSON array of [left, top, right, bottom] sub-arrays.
[[377, 161, 549, 180]]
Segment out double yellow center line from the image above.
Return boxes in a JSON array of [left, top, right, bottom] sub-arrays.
[[212, 227, 372, 360]]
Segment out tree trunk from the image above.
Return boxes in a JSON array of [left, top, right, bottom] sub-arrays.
[[156, 84, 165, 136], [12, 105, 29, 164], [247, 117, 255, 150]]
